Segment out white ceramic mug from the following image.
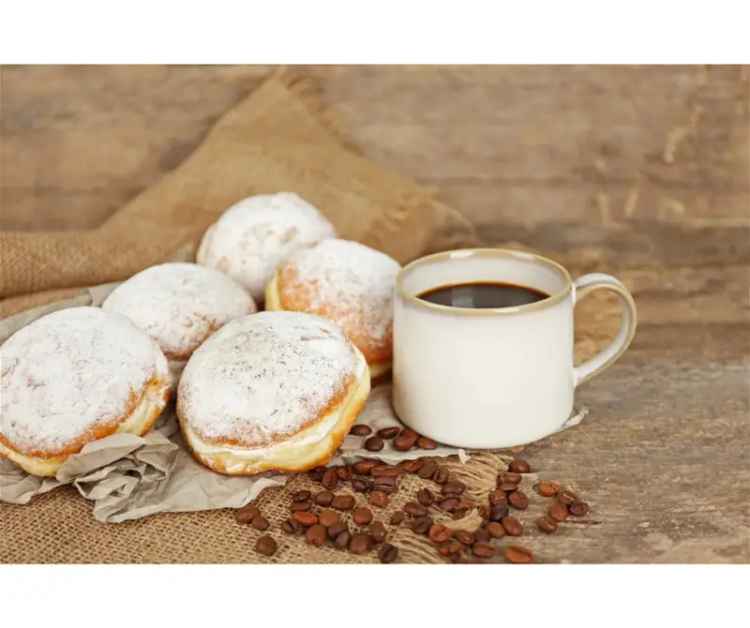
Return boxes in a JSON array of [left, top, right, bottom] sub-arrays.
[[392, 248, 637, 448]]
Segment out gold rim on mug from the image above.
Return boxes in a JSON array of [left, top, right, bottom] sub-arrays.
[[396, 248, 573, 315]]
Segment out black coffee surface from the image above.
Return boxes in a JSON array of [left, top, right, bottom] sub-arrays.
[[417, 281, 549, 309]]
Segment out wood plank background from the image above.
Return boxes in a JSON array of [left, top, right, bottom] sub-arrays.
[[1, 65, 748, 562]]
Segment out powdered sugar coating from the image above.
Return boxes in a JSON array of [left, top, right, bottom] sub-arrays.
[[277, 239, 401, 362], [196, 192, 336, 301], [102, 263, 256, 360], [178, 311, 357, 447], [0, 307, 168, 454]]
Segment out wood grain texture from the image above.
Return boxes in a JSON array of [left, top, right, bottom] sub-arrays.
[[1, 65, 748, 563]]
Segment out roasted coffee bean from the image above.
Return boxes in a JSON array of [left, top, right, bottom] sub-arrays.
[[441, 480, 466, 496], [439, 498, 461, 513], [373, 476, 399, 493], [504, 545, 533, 564], [417, 436, 438, 450], [319, 509, 339, 528], [393, 428, 419, 451], [411, 516, 433, 535], [351, 478, 373, 493], [353, 459, 378, 475], [498, 482, 520, 492], [292, 490, 311, 503], [400, 459, 424, 474], [255, 535, 278, 556], [378, 543, 399, 563], [489, 489, 508, 508], [389, 511, 405, 526], [499, 471, 523, 485], [404, 501, 428, 517], [364, 436, 384, 452], [332, 494, 356, 510], [327, 523, 348, 540], [334, 530, 351, 549], [308, 466, 326, 482], [486, 521, 506, 539], [250, 514, 271, 531], [535, 480, 561, 497], [501, 515, 523, 536], [282, 518, 303, 535], [536, 516, 558, 534], [472, 543, 496, 558], [508, 458, 531, 474], [350, 424, 372, 437], [371, 465, 401, 478], [569, 500, 590, 517], [368, 490, 389, 508], [336, 466, 353, 481], [417, 460, 437, 479], [290, 500, 312, 512], [428, 523, 453, 544], [322, 468, 339, 490], [306, 524, 327, 546], [508, 490, 529, 510], [488, 503, 510, 522], [349, 533, 372, 554], [557, 489, 578, 505], [235, 504, 260, 524], [474, 527, 491, 543], [416, 488, 434, 507], [478, 505, 490, 520], [377, 427, 400, 439], [438, 540, 463, 557], [292, 511, 318, 527], [548, 501, 569, 522], [433, 467, 450, 484], [370, 521, 387, 544], [455, 530, 475, 545], [373, 474, 398, 487], [314, 490, 334, 507], [250, 515, 269, 531], [353, 507, 374, 526]]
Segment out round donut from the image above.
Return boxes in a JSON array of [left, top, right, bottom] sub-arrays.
[[196, 192, 336, 302], [177, 311, 370, 475], [265, 239, 400, 379], [102, 262, 256, 384], [0, 307, 171, 477]]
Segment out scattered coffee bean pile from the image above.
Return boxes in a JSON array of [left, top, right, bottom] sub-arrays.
[[236, 425, 590, 563]]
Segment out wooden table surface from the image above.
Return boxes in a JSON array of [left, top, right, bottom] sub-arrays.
[[1, 65, 748, 562]]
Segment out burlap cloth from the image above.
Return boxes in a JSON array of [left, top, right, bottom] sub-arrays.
[[0, 69, 587, 563]]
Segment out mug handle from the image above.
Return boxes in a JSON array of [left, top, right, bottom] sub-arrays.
[[573, 273, 638, 387]]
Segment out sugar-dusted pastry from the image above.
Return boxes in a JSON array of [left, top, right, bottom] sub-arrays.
[[196, 192, 336, 302], [265, 238, 401, 379], [177, 311, 370, 475], [102, 262, 256, 384], [0, 307, 170, 477]]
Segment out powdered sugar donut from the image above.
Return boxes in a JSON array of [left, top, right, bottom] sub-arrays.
[[265, 239, 401, 379], [177, 311, 370, 475], [102, 263, 256, 384], [196, 192, 336, 302], [0, 307, 170, 477]]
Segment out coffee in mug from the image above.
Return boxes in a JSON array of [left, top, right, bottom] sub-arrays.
[[417, 281, 549, 309], [392, 248, 637, 449]]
